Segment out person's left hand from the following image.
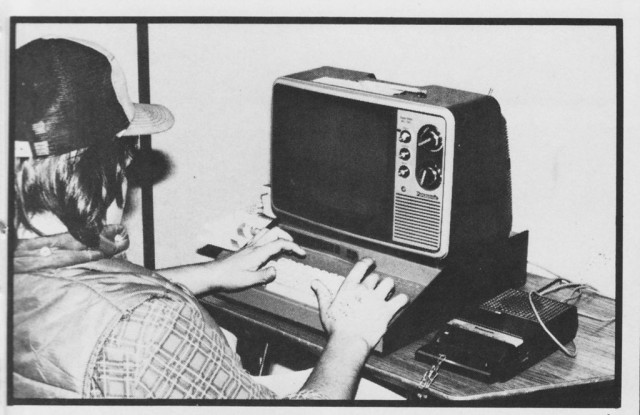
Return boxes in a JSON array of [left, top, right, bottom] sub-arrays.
[[208, 227, 306, 292]]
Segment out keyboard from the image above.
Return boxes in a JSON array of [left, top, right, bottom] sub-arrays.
[[200, 229, 529, 354], [262, 257, 345, 308], [207, 247, 427, 352]]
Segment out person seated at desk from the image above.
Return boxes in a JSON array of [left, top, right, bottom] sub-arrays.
[[11, 38, 409, 400]]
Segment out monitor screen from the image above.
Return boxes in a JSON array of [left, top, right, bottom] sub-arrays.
[[271, 83, 398, 242]]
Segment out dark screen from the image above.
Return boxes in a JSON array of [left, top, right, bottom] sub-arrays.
[[271, 84, 397, 240]]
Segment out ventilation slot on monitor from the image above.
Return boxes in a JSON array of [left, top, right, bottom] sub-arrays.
[[393, 193, 442, 250]]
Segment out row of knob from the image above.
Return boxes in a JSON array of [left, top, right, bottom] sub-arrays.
[[398, 124, 443, 190]]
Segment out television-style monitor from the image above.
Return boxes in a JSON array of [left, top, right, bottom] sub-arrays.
[[271, 67, 512, 261]]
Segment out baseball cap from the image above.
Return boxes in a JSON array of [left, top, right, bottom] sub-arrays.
[[14, 37, 174, 158]]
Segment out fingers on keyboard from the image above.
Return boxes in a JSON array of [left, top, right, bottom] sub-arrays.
[[345, 258, 375, 285], [259, 239, 306, 257], [374, 277, 395, 298], [387, 293, 410, 313], [362, 273, 380, 289]]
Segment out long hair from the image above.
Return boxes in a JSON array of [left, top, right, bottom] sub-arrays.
[[14, 139, 137, 248]]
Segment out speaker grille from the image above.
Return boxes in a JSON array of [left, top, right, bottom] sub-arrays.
[[392, 193, 442, 250]]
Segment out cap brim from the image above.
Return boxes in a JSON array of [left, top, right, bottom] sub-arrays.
[[118, 103, 174, 137]]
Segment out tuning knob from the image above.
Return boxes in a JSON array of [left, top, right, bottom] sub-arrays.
[[416, 164, 441, 190], [417, 125, 442, 152], [398, 165, 410, 178], [399, 148, 411, 161]]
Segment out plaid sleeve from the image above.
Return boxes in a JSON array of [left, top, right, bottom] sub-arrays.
[[89, 296, 280, 399]]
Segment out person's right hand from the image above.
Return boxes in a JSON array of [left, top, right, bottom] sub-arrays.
[[311, 258, 409, 351]]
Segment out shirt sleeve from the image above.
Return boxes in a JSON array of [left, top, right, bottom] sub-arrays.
[[90, 296, 289, 399]]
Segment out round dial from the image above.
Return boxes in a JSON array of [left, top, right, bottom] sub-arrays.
[[416, 164, 441, 190], [416, 124, 443, 152], [399, 148, 411, 161], [398, 165, 410, 178], [399, 130, 412, 143]]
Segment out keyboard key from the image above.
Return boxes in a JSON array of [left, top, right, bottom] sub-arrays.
[[263, 257, 345, 308]]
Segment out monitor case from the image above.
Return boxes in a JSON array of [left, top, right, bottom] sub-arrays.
[[271, 66, 512, 261]]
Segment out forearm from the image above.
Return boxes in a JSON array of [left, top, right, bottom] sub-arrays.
[[299, 333, 371, 399]]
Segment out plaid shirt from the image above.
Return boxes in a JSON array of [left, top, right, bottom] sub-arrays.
[[89, 297, 323, 399]]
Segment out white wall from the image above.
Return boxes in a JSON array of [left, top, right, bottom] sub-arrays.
[[14, 23, 145, 265], [149, 23, 617, 296]]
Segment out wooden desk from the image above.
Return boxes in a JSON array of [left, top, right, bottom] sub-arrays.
[[200, 273, 616, 403]]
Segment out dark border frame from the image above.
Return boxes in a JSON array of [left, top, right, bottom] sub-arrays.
[[6, 16, 623, 408]]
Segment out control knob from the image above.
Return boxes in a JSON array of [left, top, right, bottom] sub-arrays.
[[416, 164, 441, 190], [417, 124, 443, 152], [398, 130, 412, 143]]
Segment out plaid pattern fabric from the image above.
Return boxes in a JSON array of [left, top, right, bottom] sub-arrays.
[[89, 297, 324, 399]]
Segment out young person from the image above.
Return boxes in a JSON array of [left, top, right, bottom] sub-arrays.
[[12, 37, 408, 400]]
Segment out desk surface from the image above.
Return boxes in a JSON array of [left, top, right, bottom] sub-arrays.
[[200, 274, 616, 401]]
